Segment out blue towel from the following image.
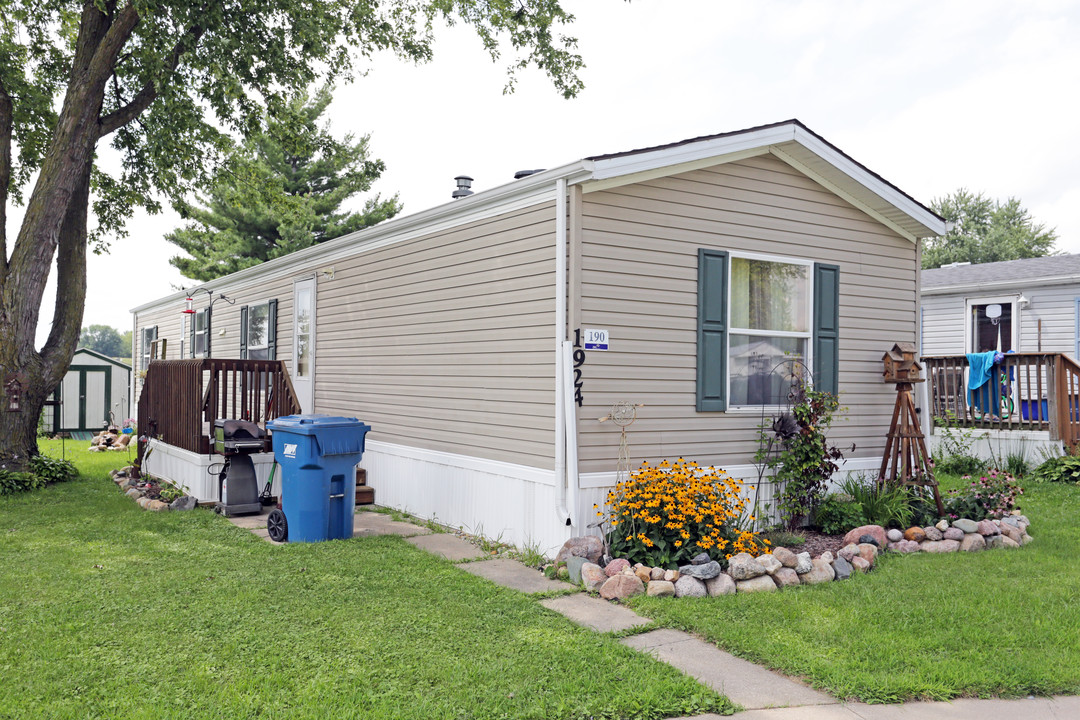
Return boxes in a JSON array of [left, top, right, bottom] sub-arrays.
[[966, 351, 997, 390]]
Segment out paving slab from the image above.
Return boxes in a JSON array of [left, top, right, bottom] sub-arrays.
[[352, 512, 432, 537], [540, 594, 651, 633], [249, 527, 284, 546], [226, 513, 268, 529], [727, 694, 1080, 719], [407, 533, 488, 561], [458, 558, 573, 594], [621, 629, 835, 710]]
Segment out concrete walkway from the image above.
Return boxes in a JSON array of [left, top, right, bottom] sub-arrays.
[[227, 509, 1077, 719]]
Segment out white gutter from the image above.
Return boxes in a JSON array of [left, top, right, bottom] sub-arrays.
[[553, 178, 571, 526]]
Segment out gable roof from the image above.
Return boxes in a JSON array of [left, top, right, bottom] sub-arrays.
[[922, 254, 1080, 294], [72, 347, 132, 371], [135, 119, 945, 314]]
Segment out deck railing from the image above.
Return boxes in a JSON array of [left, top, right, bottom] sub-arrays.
[[923, 352, 1080, 448], [136, 359, 301, 462]]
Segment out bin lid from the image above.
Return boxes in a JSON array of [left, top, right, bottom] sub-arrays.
[[267, 414, 371, 435]]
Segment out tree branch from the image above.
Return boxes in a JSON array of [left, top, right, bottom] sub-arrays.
[[99, 21, 205, 136], [0, 79, 12, 279]]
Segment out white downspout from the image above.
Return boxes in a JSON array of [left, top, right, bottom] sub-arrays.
[[554, 178, 571, 525], [561, 339, 579, 529]]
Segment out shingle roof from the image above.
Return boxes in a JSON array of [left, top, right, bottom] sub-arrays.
[[922, 254, 1080, 289]]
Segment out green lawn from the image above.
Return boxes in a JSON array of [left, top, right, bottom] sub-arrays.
[[0, 442, 731, 719], [630, 476, 1080, 703]]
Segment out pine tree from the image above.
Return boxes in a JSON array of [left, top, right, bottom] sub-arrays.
[[167, 87, 402, 281]]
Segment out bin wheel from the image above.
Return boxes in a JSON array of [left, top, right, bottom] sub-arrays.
[[267, 509, 288, 542]]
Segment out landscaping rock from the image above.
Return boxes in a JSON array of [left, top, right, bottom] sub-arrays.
[[690, 552, 712, 565], [842, 525, 887, 549], [851, 556, 871, 572], [935, 519, 950, 532], [1021, 533, 1035, 545], [581, 562, 607, 592], [727, 553, 766, 580], [125, 488, 143, 500], [794, 552, 813, 574], [705, 573, 737, 596], [953, 518, 979, 534], [772, 568, 801, 588], [820, 551, 834, 563], [673, 575, 707, 598], [147, 500, 168, 511], [838, 544, 859, 562], [600, 574, 645, 601], [557, 566, 571, 581], [832, 555, 853, 580], [736, 575, 778, 594], [663, 569, 680, 583], [679, 560, 722, 580], [960, 533, 986, 552], [801, 558, 836, 585], [1001, 524, 1024, 543], [903, 527, 926, 543], [977, 520, 999, 536], [886, 528, 904, 542], [922, 526, 943, 542], [756, 553, 782, 576], [921, 539, 960, 553], [169, 495, 198, 511], [859, 534, 881, 548], [943, 528, 965, 542], [772, 546, 798, 568], [857, 543, 878, 565], [1002, 536, 1021, 549], [649, 566, 665, 581], [985, 535, 1005, 550], [566, 556, 587, 585], [635, 566, 652, 583], [136, 497, 152, 509], [555, 536, 605, 565], [646, 580, 676, 597], [604, 558, 631, 577]]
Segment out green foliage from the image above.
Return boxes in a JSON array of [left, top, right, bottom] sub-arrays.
[[1032, 454, 1080, 484], [943, 470, 1023, 521], [759, 529, 806, 547], [167, 86, 402, 280], [78, 325, 130, 358], [28, 454, 79, 485], [814, 494, 864, 535], [922, 188, 1058, 269], [157, 484, 184, 503], [0, 470, 43, 495], [756, 384, 846, 530], [932, 414, 988, 476], [838, 475, 914, 529]]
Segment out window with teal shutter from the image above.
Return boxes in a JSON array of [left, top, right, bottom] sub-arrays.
[[813, 263, 840, 396]]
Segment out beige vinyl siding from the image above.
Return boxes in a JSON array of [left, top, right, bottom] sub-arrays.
[[576, 153, 916, 473], [313, 203, 557, 469], [920, 293, 966, 356]]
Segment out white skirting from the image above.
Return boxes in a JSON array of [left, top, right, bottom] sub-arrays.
[[142, 440, 279, 502]]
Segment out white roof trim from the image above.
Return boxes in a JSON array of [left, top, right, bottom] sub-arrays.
[[923, 275, 1080, 296]]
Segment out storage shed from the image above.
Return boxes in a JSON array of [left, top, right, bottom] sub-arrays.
[[45, 348, 131, 437]]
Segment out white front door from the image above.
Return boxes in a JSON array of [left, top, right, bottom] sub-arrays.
[[293, 278, 316, 414]]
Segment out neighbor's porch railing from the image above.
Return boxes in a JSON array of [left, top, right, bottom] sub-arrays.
[[923, 352, 1080, 449], [136, 359, 301, 463]]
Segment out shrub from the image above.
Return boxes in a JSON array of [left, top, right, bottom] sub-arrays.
[[0, 470, 43, 495], [600, 459, 770, 569], [839, 475, 914, 529], [932, 414, 987, 476], [1032, 454, 1080, 484], [943, 469, 1023, 521], [814, 494, 864, 535], [28, 454, 79, 485], [756, 384, 846, 530]]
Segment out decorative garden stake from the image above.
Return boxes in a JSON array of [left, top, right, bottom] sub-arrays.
[[599, 401, 644, 486], [879, 342, 946, 515]]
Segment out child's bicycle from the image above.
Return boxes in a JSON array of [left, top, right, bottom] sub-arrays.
[[972, 367, 1014, 421]]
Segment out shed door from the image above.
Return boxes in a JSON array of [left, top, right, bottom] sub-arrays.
[[293, 278, 316, 414], [60, 367, 110, 432]]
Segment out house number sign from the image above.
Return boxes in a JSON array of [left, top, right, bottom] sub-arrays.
[[572, 329, 586, 407]]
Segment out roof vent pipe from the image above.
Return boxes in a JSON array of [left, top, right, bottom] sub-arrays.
[[452, 175, 474, 199], [513, 169, 546, 179]]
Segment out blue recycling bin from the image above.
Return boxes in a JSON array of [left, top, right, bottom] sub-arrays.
[[266, 414, 371, 542]]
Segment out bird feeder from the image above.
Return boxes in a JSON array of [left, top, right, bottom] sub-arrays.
[[881, 342, 923, 383]]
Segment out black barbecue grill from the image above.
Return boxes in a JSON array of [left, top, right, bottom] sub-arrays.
[[213, 419, 266, 516]]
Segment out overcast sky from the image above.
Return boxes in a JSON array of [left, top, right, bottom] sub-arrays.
[[20, 0, 1080, 345]]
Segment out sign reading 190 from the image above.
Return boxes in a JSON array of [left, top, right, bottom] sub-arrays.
[[583, 328, 609, 351]]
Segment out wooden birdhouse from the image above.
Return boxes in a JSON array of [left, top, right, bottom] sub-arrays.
[[882, 342, 923, 383], [4, 373, 25, 413]]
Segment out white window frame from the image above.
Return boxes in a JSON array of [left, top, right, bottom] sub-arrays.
[[727, 250, 814, 410], [140, 327, 156, 372], [964, 295, 1019, 355], [244, 299, 273, 360], [193, 308, 209, 358]]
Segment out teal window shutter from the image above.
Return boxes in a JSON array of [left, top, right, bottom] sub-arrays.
[[240, 306, 249, 359], [813, 263, 840, 396], [267, 299, 278, 360], [697, 249, 729, 411]]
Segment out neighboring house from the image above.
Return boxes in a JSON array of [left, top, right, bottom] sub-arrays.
[[921, 254, 1080, 357], [132, 119, 946, 552], [45, 348, 131, 437]]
